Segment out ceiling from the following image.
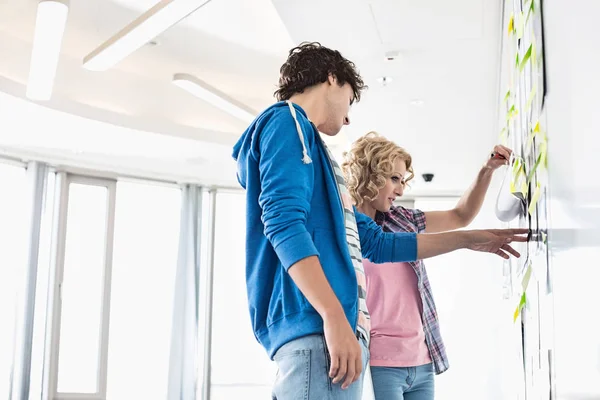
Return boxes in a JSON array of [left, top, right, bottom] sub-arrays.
[[0, 0, 503, 191]]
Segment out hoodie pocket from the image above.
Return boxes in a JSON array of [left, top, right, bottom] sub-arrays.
[[266, 264, 311, 327]]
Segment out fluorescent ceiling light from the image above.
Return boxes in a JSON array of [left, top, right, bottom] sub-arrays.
[[26, 0, 69, 101], [83, 0, 212, 71], [172, 73, 256, 123]]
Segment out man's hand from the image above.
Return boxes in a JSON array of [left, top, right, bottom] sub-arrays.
[[322, 311, 362, 390], [287, 256, 362, 389], [486, 144, 512, 170], [464, 228, 529, 259]]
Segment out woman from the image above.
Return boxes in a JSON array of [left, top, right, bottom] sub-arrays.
[[341, 132, 510, 399]]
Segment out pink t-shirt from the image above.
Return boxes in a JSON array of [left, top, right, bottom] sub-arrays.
[[364, 259, 432, 367]]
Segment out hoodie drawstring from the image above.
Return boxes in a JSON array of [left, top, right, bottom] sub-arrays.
[[286, 101, 312, 164]]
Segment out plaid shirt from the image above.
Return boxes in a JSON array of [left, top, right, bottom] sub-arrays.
[[374, 205, 449, 375]]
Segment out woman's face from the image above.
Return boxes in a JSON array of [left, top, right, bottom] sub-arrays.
[[369, 159, 408, 213]]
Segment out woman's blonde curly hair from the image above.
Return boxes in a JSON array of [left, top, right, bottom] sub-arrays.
[[341, 132, 414, 207]]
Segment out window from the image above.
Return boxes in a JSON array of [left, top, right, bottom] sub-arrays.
[[210, 191, 277, 399], [56, 183, 110, 393], [35, 175, 183, 400], [0, 162, 27, 399], [105, 180, 181, 400]]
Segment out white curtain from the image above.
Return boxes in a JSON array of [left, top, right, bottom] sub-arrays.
[[168, 185, 203, 400]]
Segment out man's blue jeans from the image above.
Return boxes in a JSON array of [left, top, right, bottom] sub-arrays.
[[370, 363, 435, 400], [271, 334, 370, 400]]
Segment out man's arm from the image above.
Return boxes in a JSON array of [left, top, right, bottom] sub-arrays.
[[257, 111, 361, 388], [286, 256, 362, 388], [424, 145, 512, 233]]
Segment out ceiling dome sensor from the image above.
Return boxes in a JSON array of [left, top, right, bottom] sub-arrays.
[[376, 76, 393, 86], [422, 173, 434, 182]]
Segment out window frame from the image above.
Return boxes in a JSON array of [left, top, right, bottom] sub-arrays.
[[45, 173, 117, 400]]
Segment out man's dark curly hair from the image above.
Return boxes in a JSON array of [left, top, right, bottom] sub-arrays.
[[274, 42, 367, 103]]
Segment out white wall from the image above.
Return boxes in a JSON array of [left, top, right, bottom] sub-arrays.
[[543, 1, 600, 398], [414, 194, 516, 400]]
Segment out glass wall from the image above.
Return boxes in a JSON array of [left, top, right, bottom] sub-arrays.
[[56, 183, 109, 394], [0, 162, 27, 399], [210, 191, 277, 399], [106, 180, 181, 399], [1, 155, 530, 400]]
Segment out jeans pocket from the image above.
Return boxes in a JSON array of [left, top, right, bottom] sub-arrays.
[[320, 335, 333, 390], [273, 350, 311, 400]]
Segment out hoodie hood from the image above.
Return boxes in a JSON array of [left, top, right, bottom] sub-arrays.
[[232, 101, 312, 189]]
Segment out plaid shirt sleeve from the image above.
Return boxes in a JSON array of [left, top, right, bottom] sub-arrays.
[[408, 208, 427, 233]]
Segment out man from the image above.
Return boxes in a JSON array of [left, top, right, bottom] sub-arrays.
[[232, 42, 526, 399]]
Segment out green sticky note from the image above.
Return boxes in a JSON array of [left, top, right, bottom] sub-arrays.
[[526, 0, 535, 23], [504, 90, 511, 103], [506, 104, 518, 121], [527, 151, 543, 183], [520, 44, 533, 72], [513, 292, 527, 322]]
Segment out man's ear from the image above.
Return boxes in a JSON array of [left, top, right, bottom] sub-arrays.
[[328, 74, 337, 86]]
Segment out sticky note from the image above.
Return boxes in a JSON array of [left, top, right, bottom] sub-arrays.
[[510, 156, 527, 198], [526, 127, 537, 154], [540, 140, 548, 169], [517, 12, 525, 39], [514, 292, 527, 322], [500, 127, 508, 145], [528, 182, 542, 215], [527, 151, 543, 183], [508, 14, 515, 35], [521, 261, 533, 291], [520, 44, 533, 72], [507, 105, 518, 121], [504, 90, 511, 103], [526, 0, 535, 23], [526, 84, 537, 112]]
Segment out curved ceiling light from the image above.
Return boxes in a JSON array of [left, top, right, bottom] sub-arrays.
[[26, 0, 69, 101], [83, 0, 212, 71], [172, 73, 256, 123]]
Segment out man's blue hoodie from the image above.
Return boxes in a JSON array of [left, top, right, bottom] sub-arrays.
[[232, 101, 419, 359]]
